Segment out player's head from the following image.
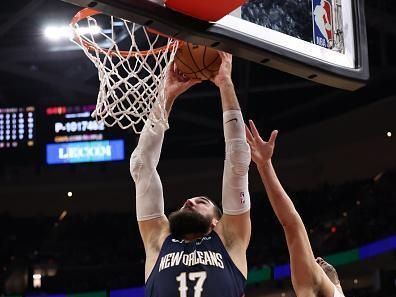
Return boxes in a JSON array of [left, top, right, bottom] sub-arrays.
[[169, 196, 222, 239], [316, 257, 344, 296]]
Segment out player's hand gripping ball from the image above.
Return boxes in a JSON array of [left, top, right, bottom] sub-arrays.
[[174, 43, 221, 80]]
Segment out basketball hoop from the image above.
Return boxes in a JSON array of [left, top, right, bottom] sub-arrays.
[[70, 8, 182, 133]]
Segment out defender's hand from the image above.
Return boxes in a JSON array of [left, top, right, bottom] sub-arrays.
[[245, 120, 278, 167]]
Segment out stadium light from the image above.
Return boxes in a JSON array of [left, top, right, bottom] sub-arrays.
[[44, 26, 72, 41], [44, 25, 101, 41], [33, 273, 42, 288]]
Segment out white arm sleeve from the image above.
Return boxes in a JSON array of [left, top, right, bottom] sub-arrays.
[[130, 121, 167, 221], [222, 110, 251, 215], [333, 285, 344, 297]]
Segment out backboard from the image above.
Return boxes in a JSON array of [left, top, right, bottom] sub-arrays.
[[61, 0, 369, 90]]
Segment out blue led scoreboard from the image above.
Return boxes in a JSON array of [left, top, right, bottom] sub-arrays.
[[45, 105, 125, 165]]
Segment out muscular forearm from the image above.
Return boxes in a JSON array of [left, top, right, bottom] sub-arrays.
[[257, 160, 300, 228], [219, 80, 241, 111], [148, 92, 176, 126], [164, 93, 177, 114]]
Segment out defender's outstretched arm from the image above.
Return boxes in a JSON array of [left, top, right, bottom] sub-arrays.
[[246, 120, 340, 297]]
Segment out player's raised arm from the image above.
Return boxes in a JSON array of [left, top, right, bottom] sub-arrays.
[[246, 120, 344, 297], [130, 63, 201, 280], [211, 52, 251, 278]]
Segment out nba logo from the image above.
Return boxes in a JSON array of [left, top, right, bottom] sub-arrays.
[[240, 192, 245, 204], [312, 0, 334, 48]]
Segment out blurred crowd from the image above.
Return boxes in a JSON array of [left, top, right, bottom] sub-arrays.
[[1, 168, 396, 296]]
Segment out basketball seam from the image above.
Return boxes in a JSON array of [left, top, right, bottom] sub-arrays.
[[202, 46, 208, 68], [201, 46, 217, 77], [175, 53, 199, 77], [187, 43, 210, 80], [204, 54, 221, 72], [197, 45, 220, 75]]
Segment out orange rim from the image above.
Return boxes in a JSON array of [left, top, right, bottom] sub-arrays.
[[70, 8, 183, 57]]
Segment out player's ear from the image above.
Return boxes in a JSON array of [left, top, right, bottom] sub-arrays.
[[211, 218, 219, 228]]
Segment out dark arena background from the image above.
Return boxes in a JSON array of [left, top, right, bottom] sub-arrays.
[[1, 0, 396, 296]]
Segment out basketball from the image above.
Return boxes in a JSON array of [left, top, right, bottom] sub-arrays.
[[174, 43, 222, 80]]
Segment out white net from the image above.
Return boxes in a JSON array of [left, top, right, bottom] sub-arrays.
[[70, 9, 180, 133]]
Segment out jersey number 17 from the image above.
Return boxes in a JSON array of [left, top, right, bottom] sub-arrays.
[[176, 271, 207, 297]]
